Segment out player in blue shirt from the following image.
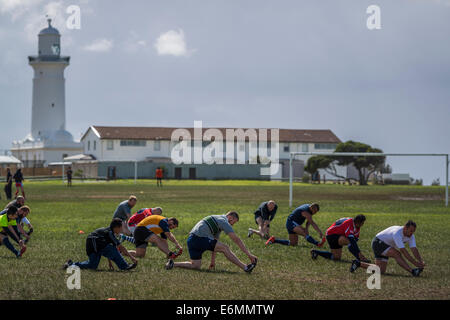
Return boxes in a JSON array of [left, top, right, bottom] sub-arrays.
[[266, 203, 325, 247]]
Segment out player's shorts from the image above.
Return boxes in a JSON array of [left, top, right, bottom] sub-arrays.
[[326, 234, 343, 249], [286, 218, 302, 234], [187, 233, 217, 260], [15, 183, 22, 188], [133, 226, 155, 249], [371, 237, 390, 262]]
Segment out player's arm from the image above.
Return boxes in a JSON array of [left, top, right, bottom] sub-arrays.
[[228, 232, 257, 263], [410, 247, 425, 268], [165, 232, 182, 250], [7, 225, 23, 246], [209, 251, 216, 270], [302, 212, 323, 238], [118, 243, 138, 264], [17, 224, 30, 240]]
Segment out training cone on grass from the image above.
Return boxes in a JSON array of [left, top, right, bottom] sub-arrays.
[[78, 230, 85, 234], [107, 298, 117, 300]]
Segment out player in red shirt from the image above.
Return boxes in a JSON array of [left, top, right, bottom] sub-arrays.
[[119, 207, 163, 244], [311, 215, 369, 262]]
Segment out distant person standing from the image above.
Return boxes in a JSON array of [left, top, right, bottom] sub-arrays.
[[4, 168, 13, 200], [66, 166, 73, 187], [13, 168, 25, 199], [156, 167, 163, 187]]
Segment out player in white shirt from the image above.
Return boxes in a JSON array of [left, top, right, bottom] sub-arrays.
[[350, 220, 425, 276]]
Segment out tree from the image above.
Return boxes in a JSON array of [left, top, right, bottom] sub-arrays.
[[305, 140, 386, 185]]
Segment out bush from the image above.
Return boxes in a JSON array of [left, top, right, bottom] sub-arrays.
[[431, 178, 440, 186], [301, 173, 311, 183]]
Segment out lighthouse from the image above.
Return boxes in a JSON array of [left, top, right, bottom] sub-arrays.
[[11, 19, 82, 168]]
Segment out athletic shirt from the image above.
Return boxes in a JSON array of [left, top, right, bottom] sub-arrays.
[[0, 214, 17, 228], [288, 204, 311, 225], [137, 215, 170, 235], [326, 217, 360, 239], [190, 215, 234, 240], [254, 202, 278, 221], [13, 171, 23, 183], [112, 200, 132, 221], [128, 208, 153, 227], [376, 226, 416, 249]]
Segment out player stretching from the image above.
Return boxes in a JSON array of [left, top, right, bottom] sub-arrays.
[[266, 203, 325, 247], [112, 196, 137, 235], [311, 214, 369, 262], [0, 206, 27, 257], [63, 218, 137, 271], [350, 220, 425, 277], [248, 200, 278, 239], [129, 215, 182, 260], [168, 211, 258, 273]]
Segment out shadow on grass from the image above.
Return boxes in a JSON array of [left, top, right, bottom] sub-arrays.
[[177, 268, 240, 275]]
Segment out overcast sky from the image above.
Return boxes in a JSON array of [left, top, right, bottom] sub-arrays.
[[0, 0, 449, 184]]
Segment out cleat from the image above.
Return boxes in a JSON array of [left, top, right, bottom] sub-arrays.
[[265, 236, 275, 246], [411, 268, 423, 277], [126, 262, 138, 270], [167, 251, 177, 260], [350, 259, 361, 273], [310, 249, 318, 260], [247, 229, 253, 238], [17, 246, 27, 258], [165, 259, 174, 270], [244, 263, 256, 273], [63, 259, 73, 269], [318, 237, 326, 247]]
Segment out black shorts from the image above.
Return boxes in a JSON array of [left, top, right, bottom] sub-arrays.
[[326, 234, 343, 249], [372, 237, 390, 261], [133, 226, 155, 249]]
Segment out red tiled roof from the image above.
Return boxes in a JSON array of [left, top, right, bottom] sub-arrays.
[[89, 126, 341, 143]]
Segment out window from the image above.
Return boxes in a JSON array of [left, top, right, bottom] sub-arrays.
[[314, 143, 337, 150], [93, 141, 96, 151], [239, 143, 245, 152], [302, 143, 309, 152], [154, 140, 161, 151], [283, 144, 290, 152], [87, 141, 90, 151], [107, 140, 114, 150], [120, 140, 147, 147]]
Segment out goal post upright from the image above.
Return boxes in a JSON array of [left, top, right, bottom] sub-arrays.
[[288, 152, 449, 207]]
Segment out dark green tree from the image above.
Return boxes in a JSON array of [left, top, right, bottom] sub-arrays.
[[305, 140, 386, 185]]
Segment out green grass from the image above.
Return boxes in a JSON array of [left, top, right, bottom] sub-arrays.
[[0, 179, 449, 300]]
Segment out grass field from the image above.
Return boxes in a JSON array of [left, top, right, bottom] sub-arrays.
[[0, 179, 449, 300]]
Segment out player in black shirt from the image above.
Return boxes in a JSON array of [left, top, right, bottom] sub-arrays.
[[248, 201, 278, 239], [13, 169, 25, 199], [63, 218, 138, 271]]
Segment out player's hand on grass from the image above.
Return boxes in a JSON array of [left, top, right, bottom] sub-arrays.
[[108, 260, 114, 271], [249, 254, 258, 264], [209, 263, 215, 270]]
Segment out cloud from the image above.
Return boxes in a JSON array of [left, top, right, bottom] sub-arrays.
[[0, 0, 43, 20], [83, 38, 113, 52], [154, 29, 194, 57]]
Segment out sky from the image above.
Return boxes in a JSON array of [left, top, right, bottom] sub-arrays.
[[0, 0, 449, 184]]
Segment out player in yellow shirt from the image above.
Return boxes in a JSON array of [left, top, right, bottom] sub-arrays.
[[0, 206, 26, 257], [130, 215, 182, 260]]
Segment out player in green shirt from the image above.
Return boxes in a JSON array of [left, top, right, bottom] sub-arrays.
[[0, 206, 26, 257]]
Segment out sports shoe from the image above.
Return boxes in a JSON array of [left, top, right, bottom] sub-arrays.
[[411, 268, 423, 277], [63, 259, 73, 269], [318, 237, 326, 247], [165, 259, 174, 270], [310, 249, 318, 260], [244, 263, 256, 273], [167, 251, 177, 260], [350, 259, 361, 273], [247, 229, 253, 238], [17, 246, 26, 258], [126, 262, 138, 270], [265, 236, 275, 246]]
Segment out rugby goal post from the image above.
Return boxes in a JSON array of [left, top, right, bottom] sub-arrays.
[[289, 152, 449, 207]]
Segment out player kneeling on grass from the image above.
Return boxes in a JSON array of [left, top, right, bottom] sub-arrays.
[[0, 205, 33, 244], [0, 206, 27, 258], [266, 203, 325, 247], [128, 215, 182, 261], [311, 214, 369, 262], [349, 220, 425, 277], [248, 200, 277, 240], [167, 211, 258, 273], [63, 218, 137, 271]]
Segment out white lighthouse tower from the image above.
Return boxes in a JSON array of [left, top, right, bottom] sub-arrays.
[[11, 19, 82, 167]]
